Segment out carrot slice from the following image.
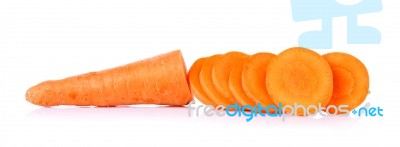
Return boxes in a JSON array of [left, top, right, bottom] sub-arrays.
[[188, 57, 216, 106], [212, 51, 248, 104], [199, 54, 234, 106], [242, 52, 276, 107], [266, 47, 333, 115], [323, 52, 369, 114], [26, 50, 193, 107], [228, 56, 256, 106]]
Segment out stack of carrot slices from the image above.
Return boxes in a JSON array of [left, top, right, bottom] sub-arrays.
[[188, 47, 369, 115]]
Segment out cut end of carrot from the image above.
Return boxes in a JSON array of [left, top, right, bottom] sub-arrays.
[[26, 50, 192, 107]]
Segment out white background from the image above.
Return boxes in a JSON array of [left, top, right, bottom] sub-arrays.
[[1, 0, 399, 146]]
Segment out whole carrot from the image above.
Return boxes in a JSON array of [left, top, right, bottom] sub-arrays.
[[26, 50, 193, 107]]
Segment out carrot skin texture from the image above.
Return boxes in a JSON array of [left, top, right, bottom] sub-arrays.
[[26, 50, 193, 107]]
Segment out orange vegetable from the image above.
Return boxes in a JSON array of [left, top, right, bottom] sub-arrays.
[[242, 52, 276, 108], [188, 57, 216, 106], [26, 50, 193, 107], [323, 52, 369, 114], [228, 56, 256, 106], [266, 47, 333, 115], [199, 55, 233, 106], [212, 51, 248, 104]]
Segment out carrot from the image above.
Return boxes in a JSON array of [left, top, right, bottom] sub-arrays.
[[323, 52, 369, 114], [266, 47, 333, 115], [242, 52, 276, 108], [212, 51, 248, 104], [228, 56, 257, 106], [26, 50, 193, 107], [188, 57, 216, 106], [199, 54, 235, 106]]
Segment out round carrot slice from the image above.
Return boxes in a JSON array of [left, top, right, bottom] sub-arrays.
[[212, 51, 248, 103], [323, 52, 369, 114], [188, 57, 216, 106], [228, 56, 256, 107], [242, 52, 276, 107], [199, 55, 233, 106], [266, 47, 333, 115]]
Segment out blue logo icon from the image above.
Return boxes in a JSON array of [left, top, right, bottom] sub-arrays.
[[291, 0, 382, 49]]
